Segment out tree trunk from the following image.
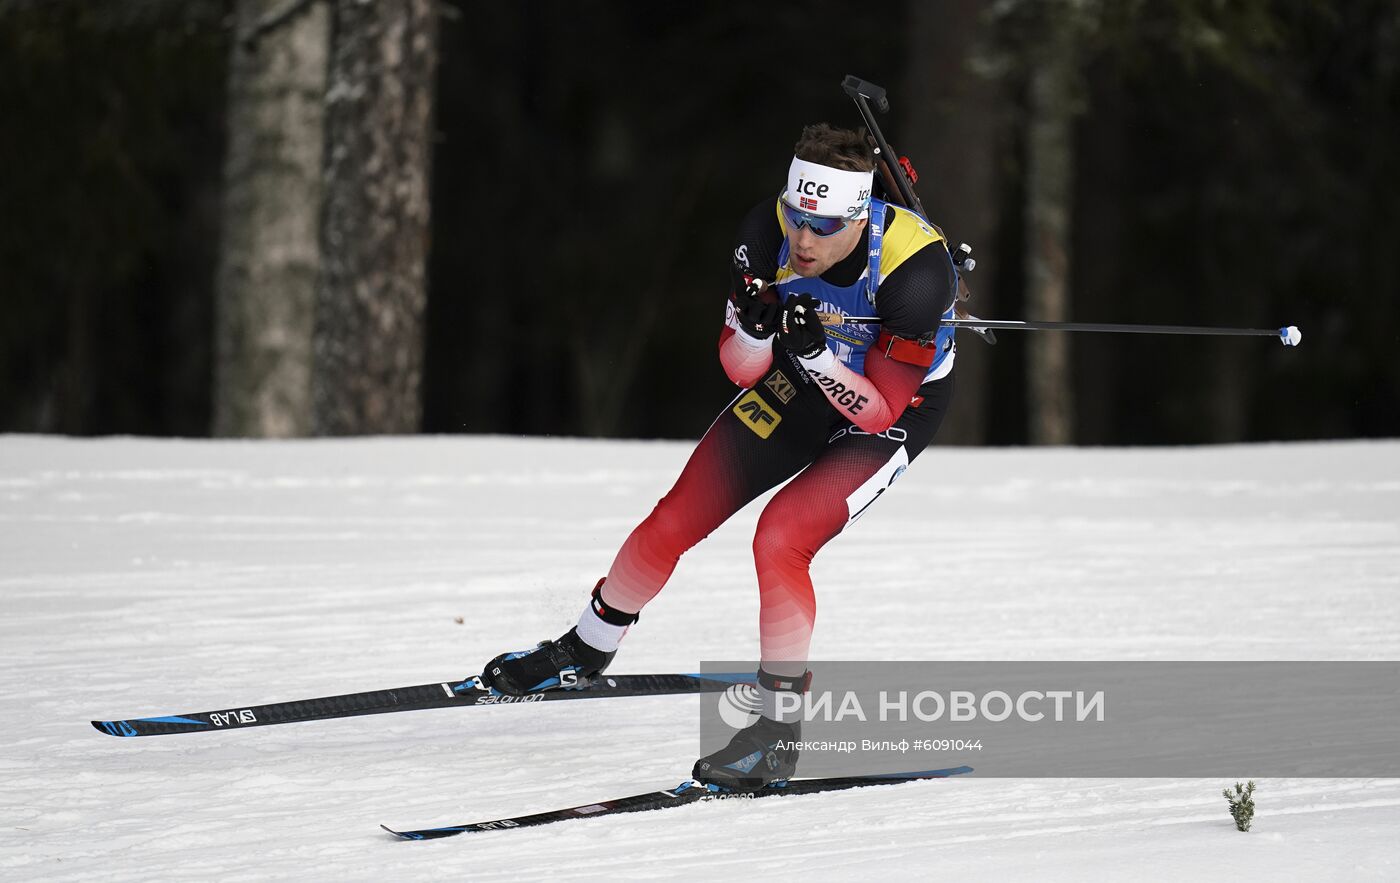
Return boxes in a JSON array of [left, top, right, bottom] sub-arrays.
[[1024, 17, 1080, 446], [213, 0, 328, 438], [312, 0, 438, 435], [903, 0, 1000, 447]]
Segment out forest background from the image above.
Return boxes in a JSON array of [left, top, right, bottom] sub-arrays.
[[1, 0, 1395, 446]]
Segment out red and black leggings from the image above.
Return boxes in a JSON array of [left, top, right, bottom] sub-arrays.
[[600, 362, 954, 675]]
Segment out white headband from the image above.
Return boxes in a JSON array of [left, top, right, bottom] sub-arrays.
[[783, 156, 873, 220]]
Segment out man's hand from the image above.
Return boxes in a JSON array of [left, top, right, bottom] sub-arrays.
[[778, 293, 830, 361], [731, 263, 779, 339]]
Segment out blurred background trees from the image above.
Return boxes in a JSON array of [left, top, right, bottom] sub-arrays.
[[311, 0, 438, 435], [214, 0, 327, 438], [1, 0, 1396, 444]]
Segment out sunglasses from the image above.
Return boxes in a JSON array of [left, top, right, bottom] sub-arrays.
[[779, 197, 853, 237]]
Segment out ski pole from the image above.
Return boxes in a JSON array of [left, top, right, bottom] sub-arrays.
[[817, 312, 1303, 347]]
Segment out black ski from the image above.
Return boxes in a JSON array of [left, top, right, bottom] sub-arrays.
[[91, 672, 754, 738], [383, 766, 975, 840]]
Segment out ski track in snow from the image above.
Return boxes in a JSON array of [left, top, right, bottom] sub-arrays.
[[1, 434, 1398, 880]]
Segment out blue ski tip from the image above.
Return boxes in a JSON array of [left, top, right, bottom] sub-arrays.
[[384, 824, 467, 841], [142, 716, 208, 726], [92, 716, 211, 736]]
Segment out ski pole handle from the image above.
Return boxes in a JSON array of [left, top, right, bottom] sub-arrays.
[[817, 312, 1303, 347]]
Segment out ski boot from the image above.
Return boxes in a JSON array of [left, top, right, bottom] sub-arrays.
[[481, 579, 637, 695], [481, 627, 612, 694], [692, 668, 809, 791]]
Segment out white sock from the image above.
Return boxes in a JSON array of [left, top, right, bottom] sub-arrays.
[[574, 602, 629, 653]]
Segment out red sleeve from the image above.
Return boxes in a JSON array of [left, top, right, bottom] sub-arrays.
[[803, 344, 926, 433]]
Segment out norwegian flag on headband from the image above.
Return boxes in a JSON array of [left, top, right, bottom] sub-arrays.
[[800, 195, 818, 211]]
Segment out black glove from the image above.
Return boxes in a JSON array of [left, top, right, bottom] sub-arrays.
[[730, 263, 779, 339], [778, 293, 829, 360]]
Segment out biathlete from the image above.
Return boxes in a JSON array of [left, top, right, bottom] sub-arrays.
[[481, 123, 960, 790]]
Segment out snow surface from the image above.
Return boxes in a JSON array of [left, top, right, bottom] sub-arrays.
[[2, 434, 1398, 881]]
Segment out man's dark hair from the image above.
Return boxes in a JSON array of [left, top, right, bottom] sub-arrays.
[[793, 124, 875, 172]]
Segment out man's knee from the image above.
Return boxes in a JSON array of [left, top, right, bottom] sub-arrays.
[[752, 509, 816, 572]]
